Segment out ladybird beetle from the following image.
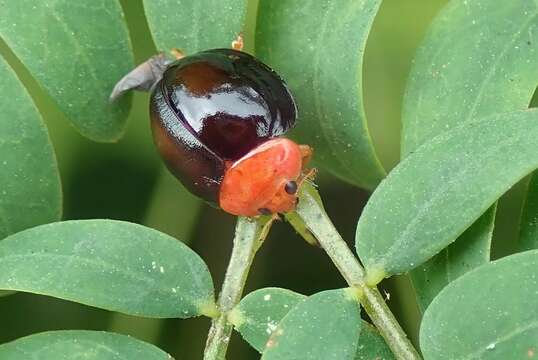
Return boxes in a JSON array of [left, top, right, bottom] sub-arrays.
[[112, 43, 312, 217]]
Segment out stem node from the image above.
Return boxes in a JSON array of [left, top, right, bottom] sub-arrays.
[[365, 267, 386, 287]]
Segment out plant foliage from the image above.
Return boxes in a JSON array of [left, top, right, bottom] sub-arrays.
[[1, 0, 537, 358]]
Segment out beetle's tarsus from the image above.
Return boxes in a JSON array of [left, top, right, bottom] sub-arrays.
[[232, 33, 244, 51], [271, 213, 281, 222], [109, 52, 171, 102], [170, 48, 185, 60]]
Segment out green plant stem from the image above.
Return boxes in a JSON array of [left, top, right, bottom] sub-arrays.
[[295, 185, 422, 360], [203, 216, 273, 360]]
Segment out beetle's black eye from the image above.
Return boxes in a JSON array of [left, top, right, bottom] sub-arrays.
[[284, 180, 298, 195], [258, 207, 272, 215]]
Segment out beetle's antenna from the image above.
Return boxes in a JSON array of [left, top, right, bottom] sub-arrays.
[[109, 52, 172, 102]]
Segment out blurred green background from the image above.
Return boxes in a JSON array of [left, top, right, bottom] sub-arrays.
[[6, 0, 527, 358]]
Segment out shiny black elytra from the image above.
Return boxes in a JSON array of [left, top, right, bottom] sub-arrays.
[[150, 49, 297, 204]]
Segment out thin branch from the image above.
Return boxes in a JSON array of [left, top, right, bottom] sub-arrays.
[[294, 184, 422, 360], [203, 216, 273, 360]]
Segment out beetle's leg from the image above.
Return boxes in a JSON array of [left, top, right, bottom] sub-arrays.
[[299, 145, 313, 167], [232, 33, 244, 51], [170, 48, 185, 60], [109, 52, 172, 102]]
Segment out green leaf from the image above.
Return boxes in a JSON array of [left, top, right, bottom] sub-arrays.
[[0, 0, 134, 142], [518, 172, 538, 251], [232, 287, 306, 352], [0, 330, 172, 359], [0, 55, 61, 239], [256, 0, 385, 190], [261, 289, 362, 360], [402, 1, 538, 310], [356, 109, 538, 279], [234, 287, 393, 360], [402, 0, 538, 154], [409, 205, 496, 312], [420, 250, 538, 359], [0, 220, 215, 318], [355, 323, 394, 360], [143, 0, 248, 54]]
